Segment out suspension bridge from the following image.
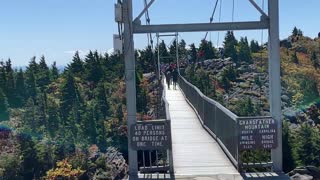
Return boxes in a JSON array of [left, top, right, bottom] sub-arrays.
[[114, 0, 289, 179]]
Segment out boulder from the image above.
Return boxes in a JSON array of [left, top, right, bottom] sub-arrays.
[[288, 166, 320, 180], [291, 173, 313, 180]]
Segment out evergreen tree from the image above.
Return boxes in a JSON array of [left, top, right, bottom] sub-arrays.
[[5, 59, 16, 107], [0, 62, 6, 92], [25, 57, 38, 100], [250, 40, 260, 53], [238, 37, 252, 63], [179, 39, 187, 59], [235, 97, 256, 116], [59, 72, 77, 125], [296, 123, 320, 166], [47, 98, 59, 137], [23, 98, 36, 132], [223, 31, 238, 63], [292, 27, 298, 36], [84, 51, 103, 83], [311, 51, 319, 69], [37, 56, 51, 91], [189, 43, 197, 63], [50, 61, 59, 81], [157, 40, 170, 63], [0, 88, 9, 120], [15, 69, 26, 107], [169, 39, 178, 63], [199, 40, 217, 60], [68, 51, 84, 76], [136, 71, 147, 113], [282, 121, 296, 172], [137, 46, 154, 73], [95, 83, 110, 119]]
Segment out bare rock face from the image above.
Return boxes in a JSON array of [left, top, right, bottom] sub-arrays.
[[86, 147, 128, 180], [291, 173, 313, 180], [288, 166, 320, 180]]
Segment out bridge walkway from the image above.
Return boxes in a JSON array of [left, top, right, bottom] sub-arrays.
[[165, 83, 242, 179]]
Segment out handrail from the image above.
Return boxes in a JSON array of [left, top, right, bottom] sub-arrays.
[[161, 75, 174, 174], [178, 74, 275, 171], [178, 74, 240, 169], [180, 75, 238, 120]]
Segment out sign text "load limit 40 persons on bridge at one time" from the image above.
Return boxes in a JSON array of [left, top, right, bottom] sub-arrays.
[[130, 120, 171, 150], [238, 117, 277, 150]]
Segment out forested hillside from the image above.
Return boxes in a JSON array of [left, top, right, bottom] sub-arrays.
[[0, 51, 134, 179], [182, 28, 320, 174]]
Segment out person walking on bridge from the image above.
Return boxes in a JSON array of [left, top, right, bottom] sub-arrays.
[[165, 70, 171, 90], [172, 67, 178, 90]]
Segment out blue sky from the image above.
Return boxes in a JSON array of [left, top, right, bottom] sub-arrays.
[[0, 0, 319, 66]]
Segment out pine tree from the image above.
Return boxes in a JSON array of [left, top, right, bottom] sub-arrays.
[[296, 123, 320, 166], [59, 72, 77, 125], [0, 88, 9, 121], [23, 98, 36, 132], [292, 27, 298, 36], [37, 56, 51, 91], [50, 62, 59, 81], [95, 83, 110, 119], [282, 121, 296, 172], [0, 62, 6, 92], [199, 40, 217, 60], [157, 40, 170, 63], [179, 39, 187, 59], [238, 37, 252, 63], [47, 98, 59, 137], [68, 51, 84, 76], [189, 43, 197, 63], [84, 51, 103, 83], [169, 39, 178, 63], [311, 51, 319, 69], [223, 31, 238, 63], [5, 60, 16, 107], [25, 57, 38, 100], [136, 71, 147, 113], [250, 40, 260, 53], [15, 69, 26, 107]]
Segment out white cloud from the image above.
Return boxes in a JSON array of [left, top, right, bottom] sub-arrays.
[[107, 48, 114, 55], [64, 50, 90, 57]]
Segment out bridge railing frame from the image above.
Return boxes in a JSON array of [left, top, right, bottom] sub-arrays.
[[138, 76, 174, 175], [178, 73, 278, 172], [178, 74, 240, 169]]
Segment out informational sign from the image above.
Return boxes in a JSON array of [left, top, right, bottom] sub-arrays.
[[238, 117, 277, 150], [130, 120, 171, 150]]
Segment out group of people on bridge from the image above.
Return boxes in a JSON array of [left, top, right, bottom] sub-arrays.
[[162, 63, 178, 90]]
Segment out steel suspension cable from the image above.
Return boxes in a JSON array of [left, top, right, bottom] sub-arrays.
[[216, 0, 223, 47], [204, 0, 219, 41]]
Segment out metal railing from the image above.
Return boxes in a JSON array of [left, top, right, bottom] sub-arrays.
[[137, 76, 173, 175], [178, 74, 275, 171], [178, 75, 240, 169]]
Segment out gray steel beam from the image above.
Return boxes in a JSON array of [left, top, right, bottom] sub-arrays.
[[133, 0, 156, 23], [248, 0, 268, 18], [133, 20, 269, 34], [156, 33, 160, 79], [158, 34, 177, 37], [123, 0, 138, 178], [268, 0, 282, 172]]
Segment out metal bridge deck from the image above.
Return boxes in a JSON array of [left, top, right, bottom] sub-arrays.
[[165, 84, 242, 179]]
